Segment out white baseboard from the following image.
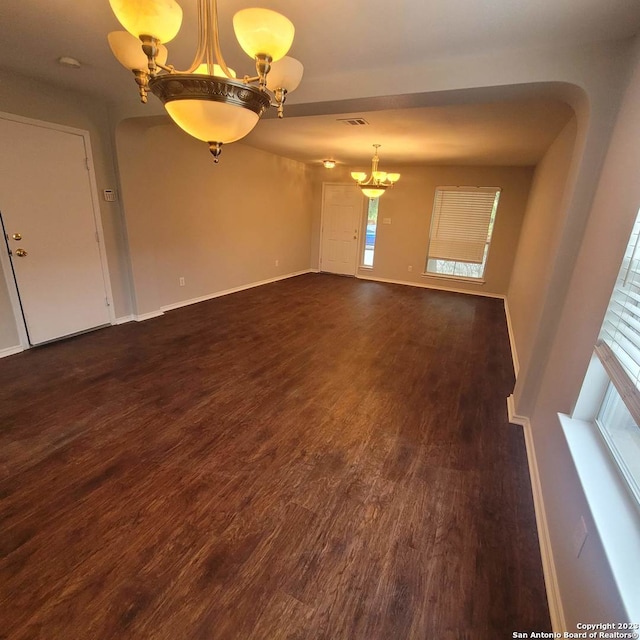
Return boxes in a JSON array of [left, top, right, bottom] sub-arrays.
[[0, 344, 24, 358], [503, 298, 520, 378], [115, 314, 135, 325], [133, 310, 164, 322], [160, 270, 315, 313], [507, 395, 566, 632], [355, 273, 505, 299]]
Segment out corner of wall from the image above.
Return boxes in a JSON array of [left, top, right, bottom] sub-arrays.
[[503, 297, 520, 378], [0, 345, 25, 359]]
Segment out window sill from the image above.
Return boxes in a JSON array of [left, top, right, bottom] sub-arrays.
[[558, 413, 640, 620], [421, 272, 486, 285]]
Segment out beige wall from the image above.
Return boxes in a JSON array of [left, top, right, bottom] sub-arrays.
[[116, 119, 314, 315], [0, 68, 133, 349], [508, 117, 578, 379], [311, 164, 533, 297], [523, 40, 640, 629]]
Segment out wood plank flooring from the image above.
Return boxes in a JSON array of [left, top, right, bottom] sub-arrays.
[[0, 273, 551, 639]]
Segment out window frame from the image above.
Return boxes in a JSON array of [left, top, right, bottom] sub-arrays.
[[361, 198, 379, 269], [571, 207, 640, 514], [590, 341, 640, 507], [559, 216, 640, 622], [562, 324, 640, 619], [576, 207, 640, 510], [423, 186, 501, 283]]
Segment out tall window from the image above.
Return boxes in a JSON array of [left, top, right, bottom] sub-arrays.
[[362, 198, 379, 267], [593, 209, 640, 504], [425, 186, 501, 280]]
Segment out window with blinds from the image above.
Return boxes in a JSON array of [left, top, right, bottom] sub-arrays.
[[595, 209, 640, 504], [425, 186, 501, 280], [599, 212, 640, 385]]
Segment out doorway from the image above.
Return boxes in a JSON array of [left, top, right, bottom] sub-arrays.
[[0, 113, 114, 346], [319, 184, 365, 276]]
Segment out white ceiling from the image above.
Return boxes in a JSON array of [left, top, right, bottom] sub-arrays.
[[2, 0, 640, 166], [245, 99, 574, 167]]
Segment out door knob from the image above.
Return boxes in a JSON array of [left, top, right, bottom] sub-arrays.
[[14, 248, 28, 257], [12, 233, 22, 241]]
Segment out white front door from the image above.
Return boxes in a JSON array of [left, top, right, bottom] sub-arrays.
[[320, 184, 364, 276], [0, 116, 111, 345]]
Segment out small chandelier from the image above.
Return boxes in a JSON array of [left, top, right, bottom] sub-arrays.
[[108, 0, 303, 163], [351, 144, 400, 198]]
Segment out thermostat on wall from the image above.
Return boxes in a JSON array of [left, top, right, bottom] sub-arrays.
[[103, 189, 117, 202]]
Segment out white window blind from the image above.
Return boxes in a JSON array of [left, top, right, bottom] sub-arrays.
[[593, 209, 640, 509], [599, 213, 640, 389], [428, 187, 501, 264]]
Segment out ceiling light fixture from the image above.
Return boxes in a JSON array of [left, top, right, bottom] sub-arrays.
[[351, 144, 400, 199], [108, 0, 303, 163], [323, 159, 336, 169]]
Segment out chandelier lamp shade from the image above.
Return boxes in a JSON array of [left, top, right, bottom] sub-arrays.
[[107, 0, 304, 162], [351, 145, 400, 198]]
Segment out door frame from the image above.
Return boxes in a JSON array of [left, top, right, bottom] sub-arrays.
[[0, 111, 116, 349], [319, 182, 366, 276]]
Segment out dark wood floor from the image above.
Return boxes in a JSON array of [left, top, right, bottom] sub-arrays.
[[0, 273, 551, 639]]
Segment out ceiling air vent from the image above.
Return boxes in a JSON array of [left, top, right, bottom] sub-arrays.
[[337, 117, 369, 126]]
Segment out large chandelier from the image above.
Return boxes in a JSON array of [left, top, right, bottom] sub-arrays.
[[107, 0, 303, 163], [351, 144, 400, 198]]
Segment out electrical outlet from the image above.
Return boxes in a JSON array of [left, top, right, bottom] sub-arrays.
[[275, 259, 279, 267], [408, 265, 413, 272], [179, 277, 185, 287]]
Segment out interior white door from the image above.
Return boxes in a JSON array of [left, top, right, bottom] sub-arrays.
[[0, 117, 111, 345], [320, 184, 364, 275]]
